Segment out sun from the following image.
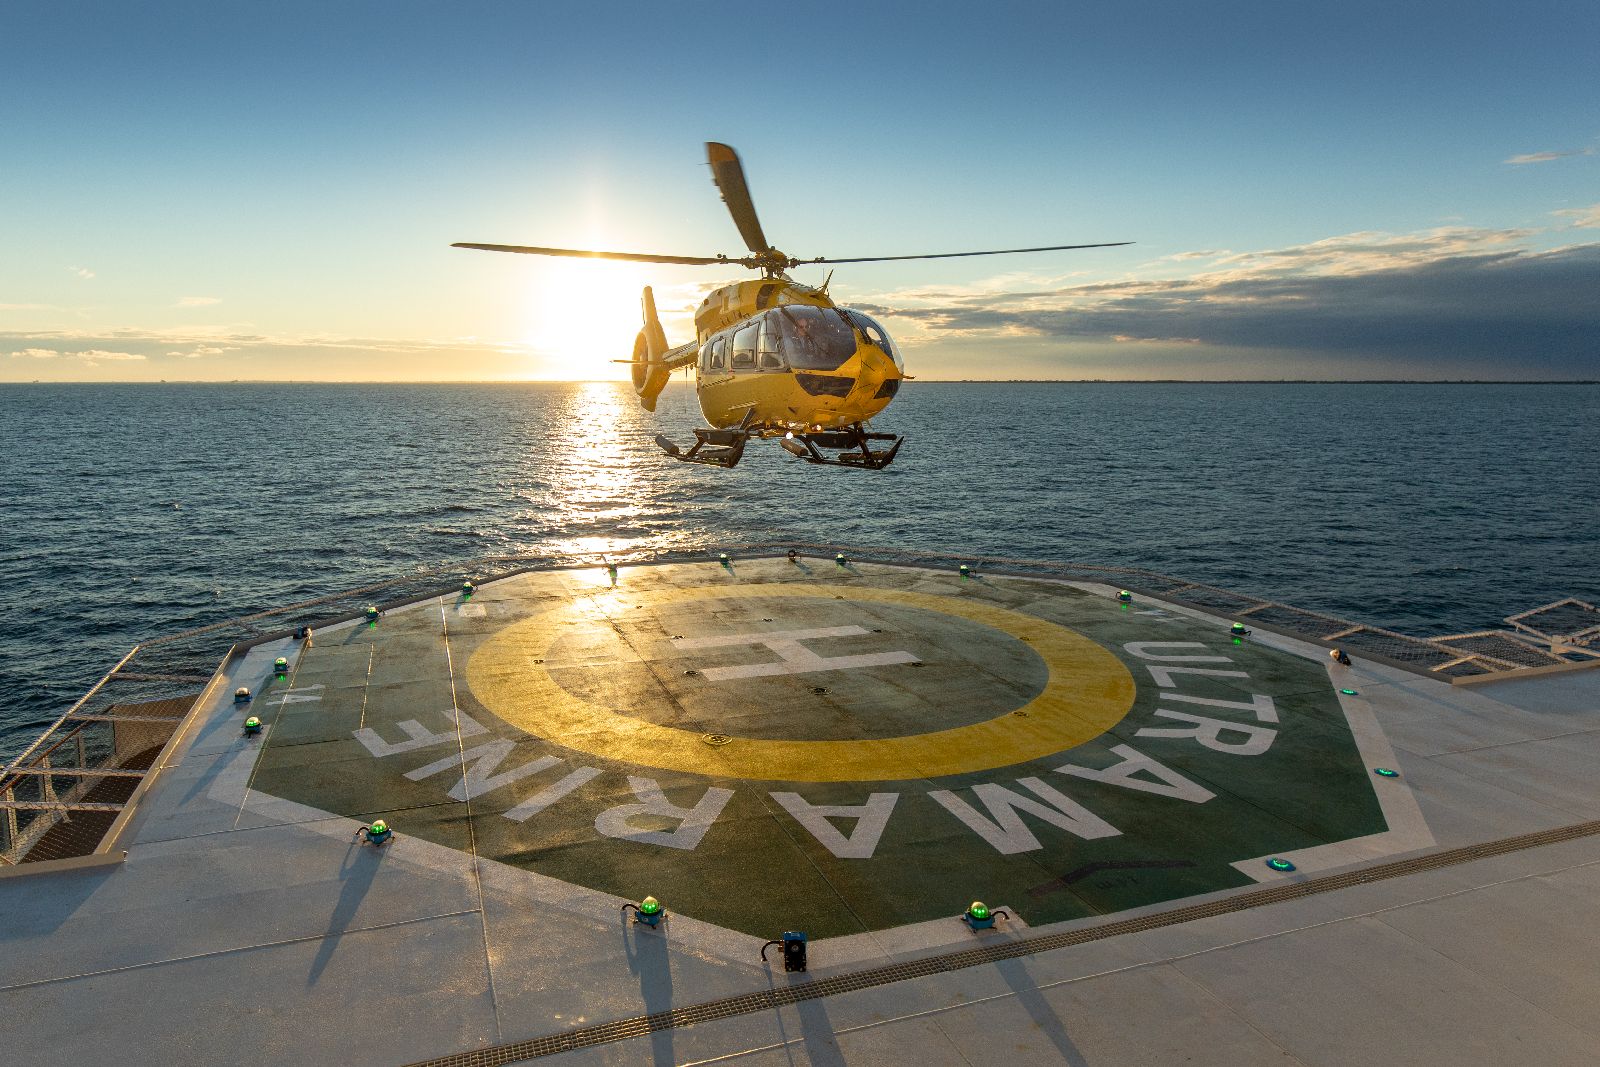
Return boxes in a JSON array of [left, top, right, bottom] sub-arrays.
[[522, 259, 654, 380]]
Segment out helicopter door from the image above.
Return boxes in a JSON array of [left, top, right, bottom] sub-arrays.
[[730, 323, 758, 373], [700, 334, 733, 387]]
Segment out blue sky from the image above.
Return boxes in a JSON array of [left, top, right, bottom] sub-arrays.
[[3, 1, 1597, 380]]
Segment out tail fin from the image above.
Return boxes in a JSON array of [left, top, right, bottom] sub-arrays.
[[631, 286, 672, 411]]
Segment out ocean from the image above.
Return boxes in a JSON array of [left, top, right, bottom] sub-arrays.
[[2, 380, 1597, 758]]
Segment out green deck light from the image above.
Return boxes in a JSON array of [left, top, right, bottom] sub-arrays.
[[1374, 767, 1400, 778], [243, 716, 262, 735], [719, 552, 730, 565], [1118, 590, 1133, 603], [273, 657, 288, 673], [1340, 688, 1359, 696], [1230, 622, 1248, 636], [959, 564, 971, 578], [836, 552, 847, 566], [623, 894, 665, 927], [364, 605, 380, 622], [462, 580, 475, 595], [360, 819, 393, 845], [1266, 857, 1296, 872], [962, 900, 1008, 930]]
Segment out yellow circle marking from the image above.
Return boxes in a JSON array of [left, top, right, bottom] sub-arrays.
[[466, 584, 1135, 783]]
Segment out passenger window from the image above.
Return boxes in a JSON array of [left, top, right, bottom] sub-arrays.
[[757, 317, 784, 370], [731, 324, 758, 369]]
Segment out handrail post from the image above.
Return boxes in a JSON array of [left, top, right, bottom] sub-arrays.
[[1, 783, 16, 859]]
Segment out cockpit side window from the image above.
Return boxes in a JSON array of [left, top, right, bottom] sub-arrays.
[[710, 336, 728, 371], [843, 310, 902, 370], [756, 316, 784, 370], [731, 323, 758, 369], [772, 305, 857, 371]]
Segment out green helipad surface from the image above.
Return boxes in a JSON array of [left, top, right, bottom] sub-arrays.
[[244, 559, 1389, 939]]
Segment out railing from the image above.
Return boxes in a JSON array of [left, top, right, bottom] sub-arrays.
[[4, 542, 1590, 866]]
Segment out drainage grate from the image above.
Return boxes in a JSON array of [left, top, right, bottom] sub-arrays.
[[406, 817, 1600, 1066]]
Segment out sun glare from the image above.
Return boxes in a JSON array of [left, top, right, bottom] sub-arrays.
[[522, 259, 653, 380]]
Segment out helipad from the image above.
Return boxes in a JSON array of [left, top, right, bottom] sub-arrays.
[[4, 554, 1600, 1066], [238, 559, 1406, 941]]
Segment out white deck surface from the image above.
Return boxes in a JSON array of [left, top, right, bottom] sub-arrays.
[[3, 583, 1599, 1066]]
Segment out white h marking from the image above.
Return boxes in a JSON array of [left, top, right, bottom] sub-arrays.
[[671, 626, 917, 681]]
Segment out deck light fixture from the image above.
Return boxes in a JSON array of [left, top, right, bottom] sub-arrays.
[[1340, 688, 1359, 696], [836, 552, 847, 567], [719, 552, 730, 566], [1374, 767, 1400, 778], [959, 564, 971, 578], [1230, 622, 1249, 638], [462, 580, 475, 596], [1118, 590, 1133, 604], [234, 687, 251, 704], [786, 549, 799, 563], [364, 605, 380, 623], [761, 931, 808, 972], [243, 716, 262, 736], [358, 819, 393, 846], [962, 901, 1010, 930], [1266, 857, 1295, 872], [622, 895, 665, 927], [273, 657, 288, 675]]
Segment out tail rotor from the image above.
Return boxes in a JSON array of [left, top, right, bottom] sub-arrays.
[[631, 286, 672, 411]]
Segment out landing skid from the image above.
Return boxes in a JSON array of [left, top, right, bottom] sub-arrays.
[[655, 411, 755, 469], [780, 426, 903, 470], [655, 418, 904, 471]]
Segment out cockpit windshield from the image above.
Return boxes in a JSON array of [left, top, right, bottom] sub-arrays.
[[841, 309, 902, 370], [770, 305, 857, 371]]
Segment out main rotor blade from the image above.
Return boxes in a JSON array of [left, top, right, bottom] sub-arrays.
[[706, 142, 772, 256], [798, 241, 1134, 265], [452, 242, 733, 266]]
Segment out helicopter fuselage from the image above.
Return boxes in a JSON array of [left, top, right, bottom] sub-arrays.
[[680, 277, 905, 434]]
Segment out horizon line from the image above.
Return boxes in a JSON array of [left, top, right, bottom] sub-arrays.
[[3, 378, 1598, 386]]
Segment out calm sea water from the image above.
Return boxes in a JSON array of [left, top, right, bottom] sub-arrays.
[[3, 381, 1597, 757]]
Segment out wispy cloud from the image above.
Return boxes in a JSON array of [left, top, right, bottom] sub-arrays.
[[174, 296, 222, 308], [1554, 203, 1600, 229], [1504, 146, 1596, 165], [66, 265, 95, 279], [8, 347, 145, 361]]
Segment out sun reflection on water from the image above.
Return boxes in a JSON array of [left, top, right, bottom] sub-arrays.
[[539, 381, 650, 558]]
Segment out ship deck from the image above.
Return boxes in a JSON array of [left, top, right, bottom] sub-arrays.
[[4, 557, 1600, 1065]]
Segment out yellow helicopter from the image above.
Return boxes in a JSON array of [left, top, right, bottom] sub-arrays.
[[455, 143, 1128, 469]]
